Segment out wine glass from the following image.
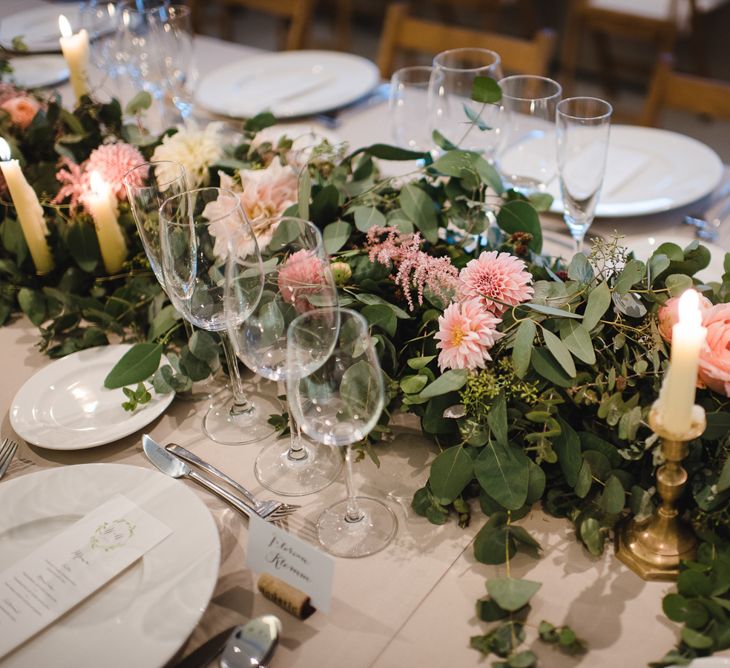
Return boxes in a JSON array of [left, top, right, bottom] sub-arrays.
[[159, 187, 278, 445], [389, 65, 442, 153], [288, 308, 397, 558], [226, 217, 343, 496], [428, 48, 503, 157], [495, 75, 562, 196], [556, 96, 613, 253]]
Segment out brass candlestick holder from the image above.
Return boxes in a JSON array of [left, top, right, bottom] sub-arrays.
[[615, 401, 705, 581]]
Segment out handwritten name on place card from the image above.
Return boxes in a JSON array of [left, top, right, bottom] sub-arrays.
[[0, 494, 171, 659], [246, 515, 334, 613]]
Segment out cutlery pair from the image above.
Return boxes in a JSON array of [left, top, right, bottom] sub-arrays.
[[685, 184, 730, 241], [0, 438, 18, 481], [142, 435, 299, 522]]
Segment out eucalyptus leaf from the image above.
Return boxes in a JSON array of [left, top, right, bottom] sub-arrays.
[[66, 221, 100, 273], [399, 183, 438, 244], [542, 328, 577, 377], [474, 439, 530, 510], [298, 167, 311, 220], [17, 288, 46, 326], [614, 259, 646, 294], [323, 220, 352, 254], [574, 458, 593, 498], [583, 281, 611, 330], [530, 348, 575, 388], [474, 513, 514, 564], [524, 303, 582, 319], [553, 417, 581, 487], [124, 90, 152, 115], [420, 368, 469, 399], [429, 445, 474, 503], [470, 76, 502, 104], [104, 343, 162, 389], [567, 253, 594, 283], [487, 577, 541, 612], [362, 304, 397, 337], [353, 205, 387, 233], [512, 319, 536, 378], [598, 475, 626, 514], [496, 200, 542, 253], [560, 320, 596, 365]]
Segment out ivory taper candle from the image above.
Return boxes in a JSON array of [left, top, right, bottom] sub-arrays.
[[86, 171, 126, 274], [0, 138, 54, 274], [659, 289, 707, 435], [58, 14, 89, 102]]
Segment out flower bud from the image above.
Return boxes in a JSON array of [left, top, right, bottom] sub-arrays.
[[331, 261, 352, 285]]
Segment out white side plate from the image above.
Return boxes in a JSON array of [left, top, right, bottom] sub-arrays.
[[195, 50, 380, 118], [0, 463, 220, 668], [10, 344, 175, 450], [549, 125, 723, 218], [8, 55, 69, 89]]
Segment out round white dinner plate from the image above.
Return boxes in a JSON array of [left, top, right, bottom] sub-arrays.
[[8, 55, 69, 89], [10, 344, 175, 451], [194, 50, 381, 119], [679, 659, 730, 667], [622, 233, 727, 283], [0, 463, 220, 668], [548, 125, 723, 218], [0, 4, 81, 53]]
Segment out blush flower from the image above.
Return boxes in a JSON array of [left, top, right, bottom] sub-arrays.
[[0, 95, 41, 129], [86, 142, 146, 200], [657, 293, 713, 342], [277, 249, 327, 312], [459, 250, 534, 315], [435, 299, 503, 371], [698, 304, 730, 396], [53, 157, 88, 213]]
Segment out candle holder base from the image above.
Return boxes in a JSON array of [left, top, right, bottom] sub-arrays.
[[614, 401, 705, 581]]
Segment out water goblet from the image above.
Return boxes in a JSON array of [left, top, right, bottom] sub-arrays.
[[288, 308, 397, 558], [226, 217, 343, 496], [495, 74, 562, 196], [428, 48, 503, 157], [160, 187, 278, 445], [556, 97, 613, 253]]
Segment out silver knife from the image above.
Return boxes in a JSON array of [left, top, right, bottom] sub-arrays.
[[142, 434, 257, 518], [173, 625, 237, 668]]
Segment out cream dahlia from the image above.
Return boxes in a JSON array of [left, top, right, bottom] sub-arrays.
[[152, 123, 226, 188]]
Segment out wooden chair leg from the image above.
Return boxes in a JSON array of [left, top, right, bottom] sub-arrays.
[[560, 4, 583, 97], [334, 0, 352, 52], [593, 30, 618, 96]]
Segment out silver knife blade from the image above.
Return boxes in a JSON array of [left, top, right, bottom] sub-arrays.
[[142, 434, 191, 479]]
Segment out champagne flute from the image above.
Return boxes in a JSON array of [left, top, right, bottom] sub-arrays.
[[160, 187, 277, 445], [225, 217, 343, 496], [556, 96, 613, 253], [288, 308, 397, 558], [428, 48, 503, 157]]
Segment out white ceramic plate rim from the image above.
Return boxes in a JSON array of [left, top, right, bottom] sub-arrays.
[[548, 125, 723, 218], [194, 50, 380, 118], [8, 54, 69, 89], [0, 463, 220, 668], [0, 4, 81, 52], [10, 344, 175, 451]]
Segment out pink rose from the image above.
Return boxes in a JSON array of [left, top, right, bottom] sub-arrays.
[[657, 294, 712, 342], [0, 95, 41, 129], [698, 303, 730, 396]]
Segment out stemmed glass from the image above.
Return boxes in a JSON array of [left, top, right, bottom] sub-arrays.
[[556, 96, 613, 253], [389, 65, 443, 153], [225, 217, 343, 496], [288, 308, 397, 558], [495, 75, 562, 196], [428, 48, 503, 157], [159, 187, 277, 445]]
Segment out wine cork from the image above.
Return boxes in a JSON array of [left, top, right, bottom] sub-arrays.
[[257, 574, 316, 620]]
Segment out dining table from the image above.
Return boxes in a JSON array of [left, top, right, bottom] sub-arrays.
[[1, 2, 730, 667]]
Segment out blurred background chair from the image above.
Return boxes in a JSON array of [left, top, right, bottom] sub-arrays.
[[189, 0, 314, 48], [376, 2, 556, 79], [640, 52, 730, 126], [560, 0, 730, 97]]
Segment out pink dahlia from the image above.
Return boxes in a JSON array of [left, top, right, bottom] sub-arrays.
[[277, 249, 328, 312], [85, 143, 146, 201], [53, 157, 88, 213], [459, 250, 534, 315], [435, 299, 503, 371]]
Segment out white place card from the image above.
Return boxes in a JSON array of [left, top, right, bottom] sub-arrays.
[[246, 514, 335, 613], [0, 494, 172, 659]]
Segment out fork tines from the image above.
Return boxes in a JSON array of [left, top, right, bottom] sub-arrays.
[[0, 438, 19, 479]]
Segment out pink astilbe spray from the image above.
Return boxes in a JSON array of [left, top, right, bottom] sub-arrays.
[[366, 226, 459, 310]]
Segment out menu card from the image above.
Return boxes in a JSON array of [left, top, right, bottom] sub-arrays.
[[0, 494, 171, 658]]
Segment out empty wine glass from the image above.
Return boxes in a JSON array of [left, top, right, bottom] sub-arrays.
[[495, 75, 562, 196], [226, 217, 343, 496], [160, 187, 278, 445], [556, 97, 612, 253], [428, 48, 503, 157], [389, 65, 442, 153], [288, 308, 397, 558]]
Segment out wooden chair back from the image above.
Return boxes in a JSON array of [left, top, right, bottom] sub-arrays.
[[376, 3, 556, 79], [640, 53, 730, 126], [190, 0, 313, 49]]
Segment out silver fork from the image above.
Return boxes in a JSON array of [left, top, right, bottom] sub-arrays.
[[0, 438, 18, 480], [166, 444, 300, 521], [684, 183, 730, 241]]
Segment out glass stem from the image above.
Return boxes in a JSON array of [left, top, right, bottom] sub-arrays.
[[219, 332, 253, 416], [286, 410, 308, 462], [182, 319, 194, 339], [344, 445, 364, 524]]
